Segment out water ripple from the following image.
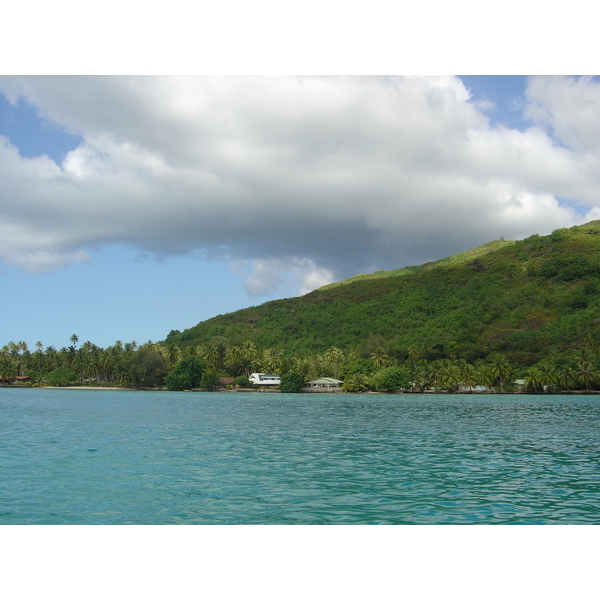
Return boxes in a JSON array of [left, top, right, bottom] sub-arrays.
[[1, 389, 600, 524]]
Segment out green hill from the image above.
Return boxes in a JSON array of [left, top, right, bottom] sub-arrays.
[[165, 221, 600, 366], [317, 238, 515, 291]]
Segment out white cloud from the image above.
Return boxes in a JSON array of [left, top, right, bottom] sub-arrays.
[[233, 258, 334, 297], [525, 76, 600, 154], [1, 76, 599, 292]]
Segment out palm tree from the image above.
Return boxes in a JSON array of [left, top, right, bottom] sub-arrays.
[[524, 367, 542, 393], [538, 364, 557, 392], [293, 357, 313, 381], [225, 343, 259, 377], [0, 359, 18, 384], [346, 346, 359, 361], [124, 341, 138, 354], [475, 363, 494, 390], [408, 346, 423, 377], [370, 347, 390, 370], [44, 345, 58, 371], [428, 360, 445, 392], [460, 363, 477, 393], [324, 347, 345, 378], [305, 354, 326, 380], [69, 334, 79, 351], [581, 334, 596, 354], [343, 372, 368, 393], [558, 368, 576, 392], [165, 345, 181, 369], [199, 343, 221, 371], [442, 364, 462, 392], [262, 347, 283, 373], [577, 360, 597, 391], [224, 345, 243, 368], [240, 341, 258, 363], [93, 349, 109, 382], [488, 354, 511, 392]]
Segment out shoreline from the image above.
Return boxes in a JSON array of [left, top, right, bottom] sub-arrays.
[[3, 384, 600, 395]]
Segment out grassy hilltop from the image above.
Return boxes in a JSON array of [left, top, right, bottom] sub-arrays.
[[166, 221, 600, 366]]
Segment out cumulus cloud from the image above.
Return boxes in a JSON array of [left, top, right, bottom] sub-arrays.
[[233, 258, 334, 297], [1, 75, 599, 292]]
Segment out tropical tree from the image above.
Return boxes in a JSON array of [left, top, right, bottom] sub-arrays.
[[117, 346, 168, 388], [343, 372, 368, 393], [558, 368, 576, 391], [306, 354, 326, 380], [47, 367, 77, 387], [538, 364, 557, 392], [407, 346, 423, 377], [240, 341, 258, 364], [262, 347, 284, 373], [279, 370, 303, 393], [165, 356, 206, 391], [577, 360, 597, 391], [371, 366, 410, 391], [324, 346, 345, 379], [370, 347, 390, 370], [475, 363, 494, 390], [224, 345, 242, 368], [460, 363, 477, 393], [44, 346, 59, 371], [0, 359, 18, 383], [441, 364, 462, 392], [165, 345, 182, 369], [524, 367, 543, 393], [427, 360, 445, 392], [69, 334, 78, 351], [488, 354, 511, 392], [198, 343, 221, 371], [199, 369, 220, 389]]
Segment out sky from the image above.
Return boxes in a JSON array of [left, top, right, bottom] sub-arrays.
[[3, 74, 600, 350]]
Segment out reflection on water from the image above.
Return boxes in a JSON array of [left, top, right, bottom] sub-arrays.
[[1, 388, 600, 524]]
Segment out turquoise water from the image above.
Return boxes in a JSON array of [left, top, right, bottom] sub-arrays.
[[1, 388, 600, 524]]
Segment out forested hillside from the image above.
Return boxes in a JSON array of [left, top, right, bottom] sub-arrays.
[[166, 221, 600, 366]]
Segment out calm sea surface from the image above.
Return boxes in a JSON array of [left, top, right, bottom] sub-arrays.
[[1, 388, 600, 524]]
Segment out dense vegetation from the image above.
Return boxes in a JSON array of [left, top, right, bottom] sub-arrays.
[[4, 222, 600, 393], [166, 222, 600, 361]]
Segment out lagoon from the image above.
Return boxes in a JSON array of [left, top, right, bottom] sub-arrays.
[[1, 387, 600, 524]]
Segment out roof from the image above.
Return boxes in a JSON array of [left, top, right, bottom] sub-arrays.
[[249, 373, 280, 384], [307, 377, 343, 385]]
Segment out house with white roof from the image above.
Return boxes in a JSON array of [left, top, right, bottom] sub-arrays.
[[249, 373, 281, 387], [304, 377, 343, 391]]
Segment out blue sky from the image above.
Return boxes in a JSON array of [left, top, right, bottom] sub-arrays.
[[2, 75, 600, 351]]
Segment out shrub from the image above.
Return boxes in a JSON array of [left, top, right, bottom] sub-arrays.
[[199, 369, 219, 389], [371, 366, 411, 391], [47, 367, 77, 386], [235, 375, 251, 388], [279, 370, 303, 393]]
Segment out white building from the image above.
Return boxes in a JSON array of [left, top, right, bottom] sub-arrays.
[[304, 377, 343, 390], [249, 373, 281, 386]]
